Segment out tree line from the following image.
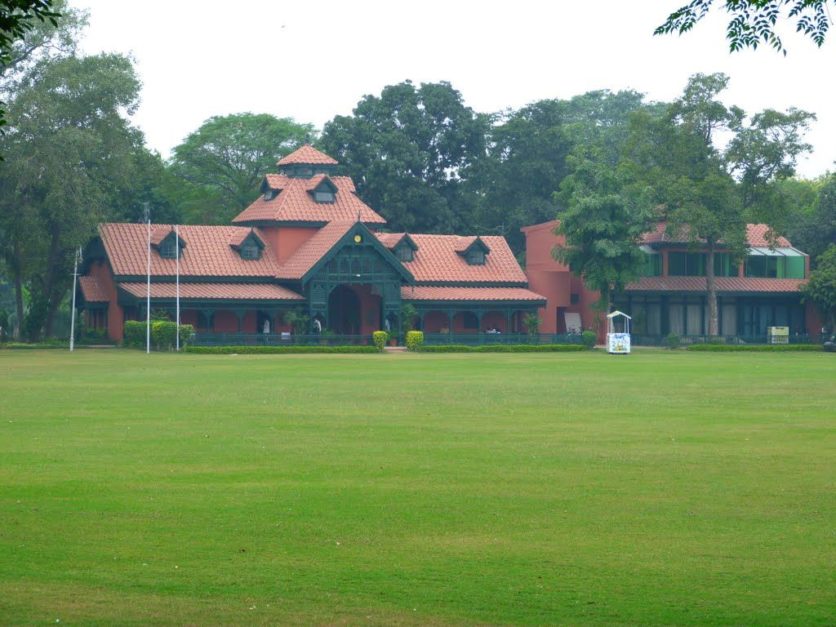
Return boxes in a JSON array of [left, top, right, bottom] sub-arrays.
[[1, 1, 834, 340]]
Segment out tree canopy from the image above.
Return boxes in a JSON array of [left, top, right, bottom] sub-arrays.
[[656, 0, 834, 54], [802, 244, 836, 331], [168, 113, 314, 224]]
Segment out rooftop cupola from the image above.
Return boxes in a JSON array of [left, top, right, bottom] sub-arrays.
[[277, 144, 339, 178]]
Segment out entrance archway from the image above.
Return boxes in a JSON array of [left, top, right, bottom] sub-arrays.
[[328, 285, 361, 334]]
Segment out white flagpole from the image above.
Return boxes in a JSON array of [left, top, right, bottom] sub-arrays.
[[69, 247, 80, 352], [175, 223, 180, 351], [146, 210, 151, 354]]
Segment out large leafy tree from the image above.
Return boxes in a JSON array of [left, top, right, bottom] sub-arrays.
[[0, 52, 148, 339], [319, 80, 489, 234], [786, 173, 836, 267], [625, 73, 813, 335], [167, 113, 314, 224], [802, 244, 836, 331], [656, 0, 834, 53]]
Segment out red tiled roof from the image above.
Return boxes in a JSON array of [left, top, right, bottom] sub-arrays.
[[383, 233, 527, 284], [626, 276, 805, 293], [641, 222, 792, 247], [233, 174, 385, 225], [401, 286, 546, 302], [276, 221, 355, 280], [277, 145, 338, 166], [79, 276, 108, 302], [99, 224, 280, 278], [118, 282, 303, 301]]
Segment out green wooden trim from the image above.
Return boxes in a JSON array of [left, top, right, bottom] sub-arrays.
[[407, 300, 545, 308], [411, 281, 529, 288], [301, 222, 415, 285]]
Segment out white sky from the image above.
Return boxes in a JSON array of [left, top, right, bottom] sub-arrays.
[[76, 0, 835, 179]]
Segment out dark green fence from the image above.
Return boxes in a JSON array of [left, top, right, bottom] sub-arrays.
[[631, 334, 813, 347], [422, 333, 584, 346], [192, 333, 372, 346]]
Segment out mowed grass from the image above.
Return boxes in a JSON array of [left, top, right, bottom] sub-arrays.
[[0, 349, 833, 625]]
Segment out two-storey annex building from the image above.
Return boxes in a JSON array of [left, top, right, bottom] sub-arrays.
[[78, 146, 546, 341]]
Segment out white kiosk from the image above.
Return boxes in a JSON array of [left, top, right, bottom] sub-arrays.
[[606, 310, 631, 355]]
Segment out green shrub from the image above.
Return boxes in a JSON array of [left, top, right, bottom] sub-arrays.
[[405, 330, 424, 351], [581, 330, 597, 349], [687, 344, 821, 352], [123, 321, 146, 348], [666, 333, 681, 350], [373, 331, 389, 351], [523, 313, 540, 337], [152, 321, 177, 350], [185, 345, 379, 355], [416, 344, 585, 353], [0, 341, 68, 349]]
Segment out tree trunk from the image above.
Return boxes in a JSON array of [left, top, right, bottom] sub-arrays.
[[706, 241, 719, 336], [13, 270, 24, 340]]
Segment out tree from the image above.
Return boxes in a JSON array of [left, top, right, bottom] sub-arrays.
[[0, 0, 61, 131], [554, 146, 654, 315], [656, 0, 834, 54], [0, 52, 147, 339], [786, 173, 836, 267], [319, 80, 489, 234], [802, 244, 836, 331], [168, 113, 313, 224]]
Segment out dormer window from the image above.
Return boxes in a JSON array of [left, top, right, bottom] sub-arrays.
[[314, 190, 335, 203], [155, 230, 185, 259], [393, 235, 418, 262], [230, 230, 264, 261], [311, 178, 337, 204], [458, 237, 490, 266], [263, 189, 278, 201]]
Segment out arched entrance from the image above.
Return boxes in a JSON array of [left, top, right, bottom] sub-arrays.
[[328, 285, 361, 334]]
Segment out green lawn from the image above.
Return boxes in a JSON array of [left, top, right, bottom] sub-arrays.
[[0, 349, 833, 624]]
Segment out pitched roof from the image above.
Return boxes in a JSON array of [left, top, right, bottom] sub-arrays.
[[99, 223, 280, 278], [78, 276, 108, 302], [401, 286, 546, 303], [381, 233, 527, 284], [118, 282, 303, 301], [276, 221, 355, 280], [625, 276, 805, 294], [641, 222, 792, 248], [277, 145, 338, 166], [232, 174, 386, 225]]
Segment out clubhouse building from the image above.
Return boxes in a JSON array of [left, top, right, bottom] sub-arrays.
[[78, 146, 546, 341]]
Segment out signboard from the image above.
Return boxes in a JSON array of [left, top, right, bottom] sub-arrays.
[[607, 332, 631, 354], [768, 326, 789, 344]]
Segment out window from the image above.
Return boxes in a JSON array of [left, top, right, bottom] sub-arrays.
[[466, 249, 485, 265], [668, 252, 706, 276], [159, 238, 178, 259], [641, 252, 662, 277], [263, 189, 277, 201], [240, 242, 261, 260], [570, 293, 580, 305], [314, 190, 335, 203], [713, 253, 738, 277], [745, 254, 805, 278], [395, 244, 413, 262]]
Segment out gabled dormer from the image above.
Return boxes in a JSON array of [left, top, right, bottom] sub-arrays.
[[277, 144, 338, 178], [458, 237, 490, 266], [151, 228, 186, 260], [229, 229, 265, 261], [309, 177, 338, 204], [260, 177, 280, 201], [393, 234, 418, 262]]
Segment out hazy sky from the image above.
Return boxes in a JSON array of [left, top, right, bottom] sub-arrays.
[[76, 0, 835, 178]]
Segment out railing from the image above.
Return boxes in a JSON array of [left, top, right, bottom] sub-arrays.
[[630, 334, 814, 346], [191, 333, 373, 346], [422, 333, 585, 346]]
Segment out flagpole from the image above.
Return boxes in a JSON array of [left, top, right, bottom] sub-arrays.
[[145, 206, 151, 354], [175, 223, 180, 352], [69, 247, 80, 352]]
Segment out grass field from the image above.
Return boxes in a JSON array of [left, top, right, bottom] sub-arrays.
[[0, 349, 834, 624]]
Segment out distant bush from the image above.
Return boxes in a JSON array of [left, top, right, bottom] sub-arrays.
[[185, 345, 379, 355], [666, 333, 681, 350], [581, 330, 597, 349], [405, 330, 424, 351], [0, 341, 67, 349], [373, 331, 389, 351], [124, 321, 194, 350], [416, 344, 585, 353], [687, 344, 822, 352], [123, 321, 145, 348]]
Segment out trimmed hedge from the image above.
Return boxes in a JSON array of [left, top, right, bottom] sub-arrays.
[[185, 345, 380, 355], [581, 330, 596, 349], [687, 344, 823, 352], [124, 321, 194, 350], [416, 344, 586, 353], [373, 331, 389, 351], [0, 341, 68, 349], [405, 330, 424, 351]]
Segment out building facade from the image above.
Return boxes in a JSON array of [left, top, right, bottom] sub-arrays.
[[523, 220, 822, 342], [78, 146, 546, 342]]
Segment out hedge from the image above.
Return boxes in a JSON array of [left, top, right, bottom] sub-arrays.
[[687, 344, 823, 352], [184, 345, 380, 355], [372, 331, 389, 351], [0, 341, 68, 349], [124, 320, 194, 350], [416, 344, 586, 353], [405, 330, 424, 351]]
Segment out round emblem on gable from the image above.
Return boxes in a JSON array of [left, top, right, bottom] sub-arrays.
[[353, 234, 363, 244]]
